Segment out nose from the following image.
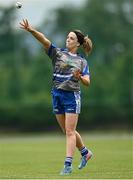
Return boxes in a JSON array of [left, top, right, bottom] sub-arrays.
[[67, 37, 70, 41]]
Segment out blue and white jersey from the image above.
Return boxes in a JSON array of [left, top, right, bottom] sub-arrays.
[[46, 43, 90, 91]]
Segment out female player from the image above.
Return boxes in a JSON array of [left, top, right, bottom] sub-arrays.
[[20, 19, 93, 175]]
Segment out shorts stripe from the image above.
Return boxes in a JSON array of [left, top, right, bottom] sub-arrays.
[[74, 92, 81, 114]]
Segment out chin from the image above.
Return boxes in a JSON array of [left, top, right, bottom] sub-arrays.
[[66, 44, 69, 48], [66, 44, 72, 49]]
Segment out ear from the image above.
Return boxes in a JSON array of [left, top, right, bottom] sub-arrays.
[[77, 42, 80, 47]]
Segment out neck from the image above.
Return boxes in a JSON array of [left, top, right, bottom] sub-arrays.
[[68, 47, 77, 54]]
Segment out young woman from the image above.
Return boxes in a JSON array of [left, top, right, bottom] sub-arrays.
[[20, 19, 93, 175]]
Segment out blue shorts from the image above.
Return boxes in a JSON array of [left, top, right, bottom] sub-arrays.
[[51, 88, 81, 114]]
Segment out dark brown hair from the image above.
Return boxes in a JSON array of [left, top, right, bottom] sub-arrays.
[[73, 30, 92, 55]]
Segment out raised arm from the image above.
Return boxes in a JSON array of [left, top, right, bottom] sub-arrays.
[[20, 19, 51, 50]]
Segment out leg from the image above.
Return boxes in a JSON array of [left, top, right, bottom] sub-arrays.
[[56, 114, 74, 175], [75, 131, 85, 150], [56, 114, 65, 133], [65, 113, 78, 157], [55, 91, 85, 151], [56, 115, 85, 150], [56, 114, 92, 173]]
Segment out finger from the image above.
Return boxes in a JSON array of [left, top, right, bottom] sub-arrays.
[[20, 26, 25, 29], [19, 22, 24, 26], [25, 19, 29, 26], [73, 70, 79, 75], [19, 23, 26, 29], [23, 19, 26, 25], [72, 71, 76, 75], [77, 69, 81, 73]]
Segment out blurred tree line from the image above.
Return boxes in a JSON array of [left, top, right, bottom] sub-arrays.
[[0, 0, 132, 131]]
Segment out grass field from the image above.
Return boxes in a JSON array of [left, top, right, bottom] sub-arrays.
[[0, 132, 132, 179]]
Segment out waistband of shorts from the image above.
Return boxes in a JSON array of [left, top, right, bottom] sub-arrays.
[[52, 87, 80, 93]]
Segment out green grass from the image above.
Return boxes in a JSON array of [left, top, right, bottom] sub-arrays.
[[0, 132, 132, 179]]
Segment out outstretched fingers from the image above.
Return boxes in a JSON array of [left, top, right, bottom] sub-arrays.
[[19, 22, 25, 29], [23, 19, 28, 27], [19, 19, 29, 30], [25, 19, 29, 26], [19, 19, 25, 28]]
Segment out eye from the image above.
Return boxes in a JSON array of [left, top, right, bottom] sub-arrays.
[[70, 37, 74, 40]]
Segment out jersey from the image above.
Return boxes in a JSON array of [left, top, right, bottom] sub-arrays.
[[46, 43, 90, 91]]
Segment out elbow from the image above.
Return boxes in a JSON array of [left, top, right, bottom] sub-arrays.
[[86, 81, 90, 86], [84, 79, 90, 86], [81, 75, 90, 86], [86, 78, 90, 86]]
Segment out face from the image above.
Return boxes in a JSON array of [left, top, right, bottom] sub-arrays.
[[66, 32, 80, 51]]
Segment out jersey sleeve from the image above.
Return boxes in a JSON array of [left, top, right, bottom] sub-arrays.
[[81, 59, 90, 77], [45, 43, 57, 60]]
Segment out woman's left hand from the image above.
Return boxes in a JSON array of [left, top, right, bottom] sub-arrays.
[[73, 70, 90, 86], [73, 69, 82, 80]]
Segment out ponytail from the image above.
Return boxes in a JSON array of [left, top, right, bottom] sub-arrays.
[[83, 36, 92, 55], [73, 30, 93, 56]]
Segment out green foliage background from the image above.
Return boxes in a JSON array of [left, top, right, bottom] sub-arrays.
[[0, 0, 133, 131]]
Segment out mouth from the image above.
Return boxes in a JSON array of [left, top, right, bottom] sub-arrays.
[[66, 42, 69, 46]]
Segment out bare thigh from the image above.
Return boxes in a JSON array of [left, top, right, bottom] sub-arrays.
[[65, 113, 79, 132], [56, 114, 79, 132], [56, 114, 65, 133]]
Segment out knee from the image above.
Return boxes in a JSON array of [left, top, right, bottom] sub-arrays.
[[66, 128, 75, 136]]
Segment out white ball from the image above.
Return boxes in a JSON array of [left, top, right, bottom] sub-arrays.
[[16, 2, 22, 9]]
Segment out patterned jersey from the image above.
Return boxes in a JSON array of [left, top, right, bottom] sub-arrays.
[[46, 43, 90, 91]]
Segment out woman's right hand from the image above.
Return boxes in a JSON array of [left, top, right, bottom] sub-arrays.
[[19, 19, 51, 50], [19, 19, 33, 32]]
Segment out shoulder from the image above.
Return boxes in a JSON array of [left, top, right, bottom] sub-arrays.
[[50, 44, 67, 52], [60, 47, 68, 52], [48, 43, 67, 56], [77, 53, 88, 64]]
